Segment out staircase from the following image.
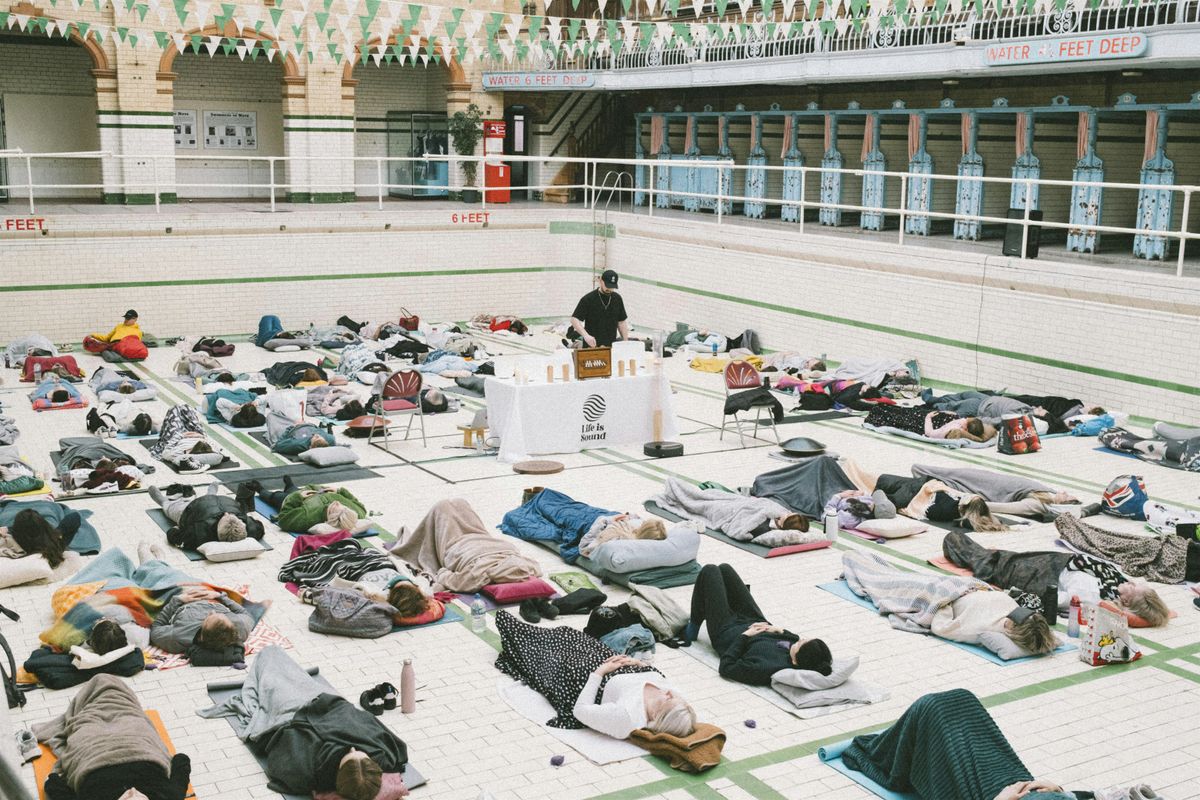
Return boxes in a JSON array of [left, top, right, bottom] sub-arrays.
[[544, 93, 624, 204]]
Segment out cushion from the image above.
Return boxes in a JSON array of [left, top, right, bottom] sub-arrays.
[[297, 446, 360, 467], [854, 517, 928, 538], [263, 338, 314, 351], [481, 577, 557, 603], [381, 398, 418, 411], [590, 528, 701, 574], [394, 598, 447, 627], [0, 554, 53, 589], [770, 656, 859, 691], [188, 451, 226, 467], [196, 539, 268, 562], [977, 630, 1052, 661], [312, 772, 410, 800]]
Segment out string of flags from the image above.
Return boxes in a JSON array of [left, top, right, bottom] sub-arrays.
[[0, 0, 1099, 67]]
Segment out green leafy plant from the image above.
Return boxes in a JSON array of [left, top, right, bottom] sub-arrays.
[[448, 103, 483, 188]]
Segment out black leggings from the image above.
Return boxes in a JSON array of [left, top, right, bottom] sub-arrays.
[[690, 564, 768, 645], [1187, 540, 1200, 583], [258, 475, 298, 509]]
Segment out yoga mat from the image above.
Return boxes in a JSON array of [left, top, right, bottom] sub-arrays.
[[145, 508, 274, 561], [862, 424, 993, 449], [497, 678, 646, 764], [816, 580, 1076, 666], [678, 636, 888, 720], [136, 439, 240, 472], [252, 496, 380, 538], [0, 485, 52, 499], [116, 431, 158, 440], [214, 463, 381, 486], [32, 710, 197, 800], [392, 605, 462, 632], [205, 672, 426, 800], [758, 411, 855, 426], [643, 501, 832, 559], [817, 740, 916, 800], [248, 431, 303, 462], [926, 555, 974, 577]]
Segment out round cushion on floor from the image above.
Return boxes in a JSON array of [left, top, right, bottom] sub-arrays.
[[643, 441, 684, 458], [513, 460, 565, 475], [779, 436, 825, 456]]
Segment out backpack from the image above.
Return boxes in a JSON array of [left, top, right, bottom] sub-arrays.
[[308, 588, 396, 639]]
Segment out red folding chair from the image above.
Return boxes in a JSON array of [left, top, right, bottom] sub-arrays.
[[720, 360, 779, 447], [369, 369, 426, 448]]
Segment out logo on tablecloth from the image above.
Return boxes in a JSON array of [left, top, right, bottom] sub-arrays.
[[582, 394, 607, 442], [583, 394, 607, 422]]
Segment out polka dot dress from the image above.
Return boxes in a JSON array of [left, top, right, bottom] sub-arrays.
[[494, 610, 660, 729], [864, 405, 956, 435]]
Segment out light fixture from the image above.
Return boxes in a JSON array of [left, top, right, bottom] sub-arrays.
[[1121, 70, 1143, 77], [943, 79, 960, 86]]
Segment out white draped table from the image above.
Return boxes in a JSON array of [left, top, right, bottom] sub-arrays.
[[485, 373, 679, 463]]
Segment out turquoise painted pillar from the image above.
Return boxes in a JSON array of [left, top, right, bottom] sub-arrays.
[[1067, 111, 1104, 254], [1010, 112, 1040, 211], [717, 115, 733, 216], [954, 112, 984, 241], [905, 112, 934, 236], [634, 116, 646, 207], [1133, 110, 1174, 261], [743, 113, 767, 219], [683, 115, 701, 213], [860, 113, 886, 231], [781, 114, 804, 223], [819, 114, 844, 227], [655, 115, 671, 208]]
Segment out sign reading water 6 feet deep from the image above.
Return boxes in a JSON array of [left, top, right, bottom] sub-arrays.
[[984, 32, 1146, 66]]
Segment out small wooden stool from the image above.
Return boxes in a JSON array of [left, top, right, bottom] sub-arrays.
[[458, 425, 487, 447]]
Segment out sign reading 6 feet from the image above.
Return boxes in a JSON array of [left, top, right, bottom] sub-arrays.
[[451, 212, 491, 225]]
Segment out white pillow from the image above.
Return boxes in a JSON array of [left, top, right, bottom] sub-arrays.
[[298, 446, 359, 467], [771, 656, 859, 690], [0, 554, 53, 589], [855, 517, 928, 538], [196, 539, 268, 562]]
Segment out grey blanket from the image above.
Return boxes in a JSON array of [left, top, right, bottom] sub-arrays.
[[911, 464, 1051, 503], [653, 477, 792, 541], [751, 455, 856, 518], [196, 644, 325, 744], [825, 358, 909, 388], [32, 674, 170, 791], [842, 551, 986, 634]]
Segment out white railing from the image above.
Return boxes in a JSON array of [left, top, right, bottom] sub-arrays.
[[497, 0, 1199, 73], [1, 150, 1196, 277]]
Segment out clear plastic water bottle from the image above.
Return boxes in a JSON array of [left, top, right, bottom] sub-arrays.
[[470, 594, 487, 633], [33, 363, 42, 383], [711, 340, 718, 357], [1067, 596, 1081, 638]]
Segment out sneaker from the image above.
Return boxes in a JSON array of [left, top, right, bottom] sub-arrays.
[[15, 729, 39, 763], [235, 480, 262, 508], [177, 457, 209, 475], [518, 598, 541, 624]]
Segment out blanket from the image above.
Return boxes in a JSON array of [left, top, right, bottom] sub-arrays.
[[910, 464, 1052, 503], [863, 423, 993, 449], [841, 551, 986, 634], [31, 674, 171, 792], [823, 358, 909, 388], [196, 644, 325, 743], [750, 455, 859, 518], [1056, 514, 1188, 584], [652, 476, 793, 542], [498, 489, 615, 564], [388, 498, 541, 592]]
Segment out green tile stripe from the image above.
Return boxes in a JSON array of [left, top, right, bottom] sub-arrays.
[[283, 126, 355, 133], [619, 273, 1199, 398], [284, 114, 356, 120]]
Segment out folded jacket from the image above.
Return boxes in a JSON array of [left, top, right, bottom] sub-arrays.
[[629, 723, 726, 773]]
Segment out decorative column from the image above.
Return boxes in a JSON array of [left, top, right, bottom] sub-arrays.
[[1067, 110, 1103, 253], [683, 114, 701, 213], [1010, 111, 1040, 211], [633, 111, 647, 207], [781, 113, 804, 223], [819, 113, 843, 226], [743, 112, 767, 219], [905, 111, 933, 235], [655, 114, 671, 208], [954, 111, 984, 241], [716, 114, 733, 216], [1133, 109, 1174, 261], [860, 111, 885, 231]]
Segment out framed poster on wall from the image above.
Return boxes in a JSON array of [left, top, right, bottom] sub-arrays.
[[202, 110, 257, 150], [174, 109, 197, 149]]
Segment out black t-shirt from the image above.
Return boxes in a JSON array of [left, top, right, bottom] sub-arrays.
[[571, 289, 627, 347]]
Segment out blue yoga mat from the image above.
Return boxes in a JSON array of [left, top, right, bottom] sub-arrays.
[[816, 581, 1075, 666], [818, 740, 917, 800], [253, 496, 380, 538], [393, 605, 462, 632]]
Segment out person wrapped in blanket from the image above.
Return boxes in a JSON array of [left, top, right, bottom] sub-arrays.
[[151, 483, 265, 550], [774, 376, 891, 411], [3, 332, 56, 368], [147, 405, 229, 473], [0, 445, 45, 494], [864, 404, 996, 443], [841, 551, 1058, 656], [56, 436, 145, 492], [841, 688, 1103, 800], [86, 399, 156, 437], [1100, 425, 1200, 472], [494, 610, 699, 740], [198, 645, 407, 800], [262, 390, 335, 456], [204, 387, 266, 428], [335, 342, 390, 383], [30, 376, 86, 407], [33, 674, 193, 800], [942, 530, 1170, 627], [87, 309, 142, 344], [243, 477, 372, 535], [688, 563, 833, 686], [0, 503, 80, 568], [307, 384, 366, 422], [88, 366, 155, 401]]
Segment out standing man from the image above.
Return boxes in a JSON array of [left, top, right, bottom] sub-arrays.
[[569, 270, 628, 348]]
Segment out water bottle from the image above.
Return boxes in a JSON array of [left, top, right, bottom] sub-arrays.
[[1067, 596, 1081, 638], [711, 340, 718, 357], [470, 594, 487, 633], [824, 510, 839, 542], [33, 363, 42, 383], [400, 659, 416, 714]]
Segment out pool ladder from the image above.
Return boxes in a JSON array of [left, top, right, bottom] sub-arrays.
[[592, 170, 631, 281]]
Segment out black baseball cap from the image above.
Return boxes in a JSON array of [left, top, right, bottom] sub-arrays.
[[124, 309, 139, 320], [601, 270, 619, 288]]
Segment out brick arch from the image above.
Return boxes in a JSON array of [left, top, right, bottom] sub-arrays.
[[342, 36, 467, 91], [157, 23, 299, 79], [6, 2, 109, 71]]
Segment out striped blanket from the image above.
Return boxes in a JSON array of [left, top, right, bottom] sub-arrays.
[[841, 551, 987, 634], [276, 538, 394, 589]]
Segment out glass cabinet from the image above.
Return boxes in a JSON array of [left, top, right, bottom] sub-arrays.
[[387, 111, 449, 198]]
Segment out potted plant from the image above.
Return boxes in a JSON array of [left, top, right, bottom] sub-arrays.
[[448, 102, 483, 203]]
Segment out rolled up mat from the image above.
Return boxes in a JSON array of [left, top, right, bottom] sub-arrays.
[[817, 738, 917, 800]]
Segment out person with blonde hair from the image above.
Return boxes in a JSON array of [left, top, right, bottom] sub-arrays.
[[864, 405, 997, 443], [494, 611, 699, 740]]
